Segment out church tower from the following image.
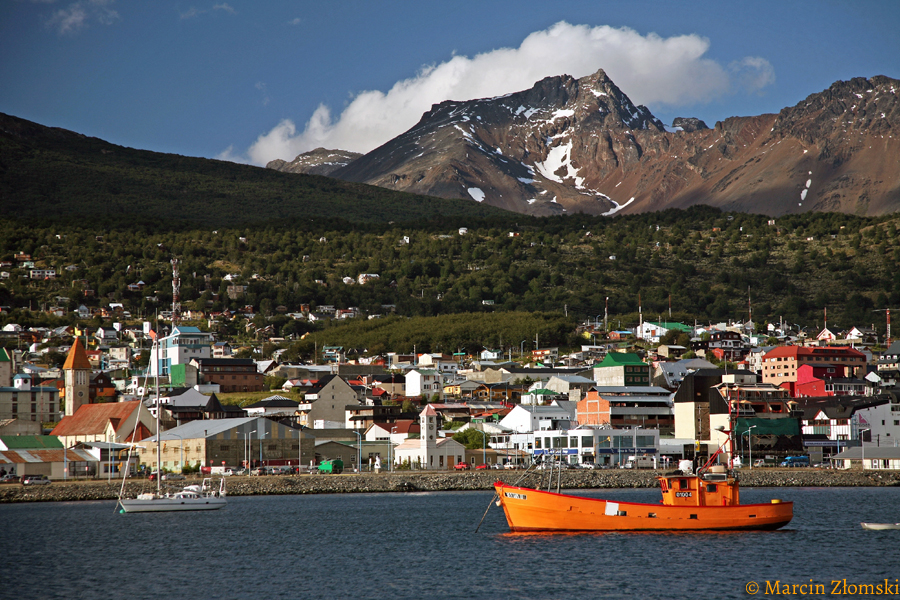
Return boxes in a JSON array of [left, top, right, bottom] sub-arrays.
[[63, 337, 91, 416]]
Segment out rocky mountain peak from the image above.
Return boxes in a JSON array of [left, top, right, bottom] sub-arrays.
[[274, 71, 900, 218], [267, 147, 362, 176]]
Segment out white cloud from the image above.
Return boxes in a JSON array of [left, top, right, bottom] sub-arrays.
[[181, 3, 235, 20], [48, 4, 87, 33], [287, 17, 302, 26], [729, 56, 776, 94], [47, 0, 119, 34], [232, 21, 774, 165]]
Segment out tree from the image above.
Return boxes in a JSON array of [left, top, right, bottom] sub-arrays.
[[452, 428, 487, 450]]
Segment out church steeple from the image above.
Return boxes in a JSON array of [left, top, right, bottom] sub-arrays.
[[63, 337, 91, 416]]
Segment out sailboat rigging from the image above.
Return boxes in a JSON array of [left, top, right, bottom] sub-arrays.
[[117, 331, 226, 513]]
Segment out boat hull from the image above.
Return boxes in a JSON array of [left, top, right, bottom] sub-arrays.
[[494, 483, 793, 532], [118, 497, 226, 513], [861, 522, 900, 531]]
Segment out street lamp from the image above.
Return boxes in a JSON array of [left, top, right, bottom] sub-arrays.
[[352, 430, 361, 473], [520, 340, 526, 358], [743, 426, 757, 469], [243, 429, 256, 472], [859, 427, 871, 470], [390, 427, 397, 472], [259, 429, 267, 468], [475, 428, 487, 467]]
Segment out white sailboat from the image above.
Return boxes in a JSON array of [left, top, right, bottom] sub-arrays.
[[117, 333, 226, 513]]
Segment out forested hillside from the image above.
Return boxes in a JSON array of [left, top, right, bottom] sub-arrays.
[[0, 113, 507, 227], [2, 206, 899, 345]]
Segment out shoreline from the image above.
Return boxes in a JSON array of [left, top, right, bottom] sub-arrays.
[[2, 469, 899, 503]]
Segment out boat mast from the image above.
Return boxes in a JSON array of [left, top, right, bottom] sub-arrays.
[[154, 334, 161, 496]]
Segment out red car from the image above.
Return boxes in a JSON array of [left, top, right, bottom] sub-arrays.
[[475, 464, 490, 470], [454, 462, 471, 470]]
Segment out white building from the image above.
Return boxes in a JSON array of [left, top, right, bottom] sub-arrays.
[[406, 369, 442, 397], [150, 326, 213, 377], [393, 405, 466, 470]]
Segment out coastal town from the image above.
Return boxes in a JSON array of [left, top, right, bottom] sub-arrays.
[[1, 313, 899, 485]]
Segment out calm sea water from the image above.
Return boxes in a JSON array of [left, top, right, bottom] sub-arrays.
[[1, 487, 898, 600]]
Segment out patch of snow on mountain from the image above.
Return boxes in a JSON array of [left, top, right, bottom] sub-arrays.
[[805, 179, 812, 188], [590, 90, 608, 97], [800, 189, 808, 201], [515, 106, 527, 116], [534, 141, 572, 184], [467, 188, 485, 202], [518, 177, 534, 184], [495, 148, 503, 154], [664, 126, 683, 133], [523, 108, 539, 119], [527, 198, 536, 204], [453, 124, 473, 140], [602, 196, 636, 217], [552, 109, 575, 120]]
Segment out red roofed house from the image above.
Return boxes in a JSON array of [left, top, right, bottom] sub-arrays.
[[51, 400, 156, 449], [760, 346, 866, 386]]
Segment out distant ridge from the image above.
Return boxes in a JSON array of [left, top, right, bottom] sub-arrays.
[[0, 113, 509, 228]]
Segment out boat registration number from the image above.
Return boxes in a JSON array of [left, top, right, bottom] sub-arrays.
[[675, 492, 692, 498], [505, 492, 527, 500]]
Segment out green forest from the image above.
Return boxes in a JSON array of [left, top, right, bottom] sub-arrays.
[[1, 206, 899, 355]]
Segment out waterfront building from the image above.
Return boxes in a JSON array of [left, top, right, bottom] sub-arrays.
[[577, 386, 674, 434], [393, 405, 466, 470]]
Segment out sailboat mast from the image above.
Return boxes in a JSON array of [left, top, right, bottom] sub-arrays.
[[155, 336, 161, 495]]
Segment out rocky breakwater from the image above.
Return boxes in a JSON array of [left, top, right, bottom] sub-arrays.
[[1, 469, 898, 503]]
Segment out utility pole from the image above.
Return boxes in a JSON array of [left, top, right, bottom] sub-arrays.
[[171, 258, 181, 324], [604, 296, 608, 333]]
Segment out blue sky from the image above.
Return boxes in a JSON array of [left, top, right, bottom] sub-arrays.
[[2, 0, 898, 166]]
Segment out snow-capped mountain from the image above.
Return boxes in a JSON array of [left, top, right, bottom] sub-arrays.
[[269, 71, 900, 217]]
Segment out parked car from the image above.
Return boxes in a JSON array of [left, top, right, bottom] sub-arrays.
[[0, 473, 21, 484], [161, 473, 185, 481], [504, 463, 521, 470], [250, 466, 271, 476], [454, 462, 471, 470], [22, 474, 51, 486], [490, 463, 504, 470], [475, 464, 490, 470]]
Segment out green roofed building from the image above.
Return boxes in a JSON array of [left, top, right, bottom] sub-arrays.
[[0, 435, 64, 451], [593, 352, 650, 387]]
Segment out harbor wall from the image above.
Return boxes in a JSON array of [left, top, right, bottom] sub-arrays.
[[2, 469, 899, 503]]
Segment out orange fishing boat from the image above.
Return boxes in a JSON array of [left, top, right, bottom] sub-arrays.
[[494, 431, 793, 532]]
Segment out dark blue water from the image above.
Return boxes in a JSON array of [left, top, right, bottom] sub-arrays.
[[1, 487, 898, 600]]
